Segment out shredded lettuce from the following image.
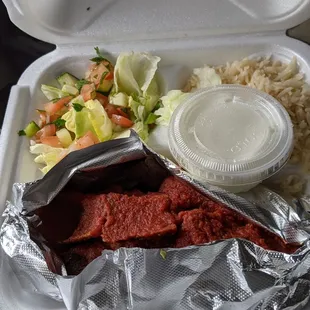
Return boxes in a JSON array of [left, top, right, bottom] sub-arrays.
[[62, 99, 112, 142], [112, 130, 131, 140], [84, 99, 113, 142], [113, 52, 161, 123], [41, 84, 70, 100], [114, 52, 160, 96], [109, 92, 129, 107], [62, 109, 76, 133], [30, 144, 65, 174], [192, 67, 222, 89], [155, 90, 189, 126], [62, 96, 85, 135], [128, 96, 145, 121], [132, 121, 149, 141], [74, 109, 95, 138]]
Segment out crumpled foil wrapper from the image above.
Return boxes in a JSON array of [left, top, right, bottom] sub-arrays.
[[1, 132, 310, 310]]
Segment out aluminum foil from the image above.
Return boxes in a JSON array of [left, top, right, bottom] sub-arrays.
[[1, 132, 310, 310]]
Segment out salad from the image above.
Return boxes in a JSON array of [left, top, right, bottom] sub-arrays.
[[19, 48, 162, 174]]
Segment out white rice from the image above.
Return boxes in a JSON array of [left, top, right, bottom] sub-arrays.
[[184, 56, 310, 195]]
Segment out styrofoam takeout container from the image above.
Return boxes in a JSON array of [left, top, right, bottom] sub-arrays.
[[0, 0, 310, 309]]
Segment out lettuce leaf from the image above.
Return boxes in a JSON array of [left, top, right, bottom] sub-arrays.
[[75, 109, 95, 138], [62, 99, 112, 142], [155, 90, 189, 126], [84, 99, 113, 142], [41, 84, 70, 100], [114, 52, 160, 96], [128, 96, 145, 121], [30, 144, 65, 174], [114, 52, 161, 123], [192, 67, 222, 89], [61, 96, 85, 133], [133, 121, 149, 141]]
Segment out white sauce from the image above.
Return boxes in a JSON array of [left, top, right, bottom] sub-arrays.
[[192, 99, 271, 162]]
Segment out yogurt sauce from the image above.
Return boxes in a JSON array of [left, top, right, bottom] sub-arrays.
[[168, 86, 294, 193], [192, 98, 271, 162]]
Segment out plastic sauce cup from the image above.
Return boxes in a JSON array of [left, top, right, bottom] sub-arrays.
[[168, 85, 294, 193]]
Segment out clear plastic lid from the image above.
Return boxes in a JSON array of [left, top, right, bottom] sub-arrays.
[[169, 85, 294, 186]]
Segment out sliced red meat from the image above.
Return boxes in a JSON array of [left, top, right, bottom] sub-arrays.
[[159, 176, 216, 211], [175, 207, 256, 248], [223, 223, 269, 249], [175, 208, 218, 247], [101, 193, 177, 243], [63, 195, 106, 243], [255, 228, 299, 254], [200, 204, 247, 229], [174, 207, 298, 253], [61, 239, 105, 275]]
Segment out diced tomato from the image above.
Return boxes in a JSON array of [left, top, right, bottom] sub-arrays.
[[96, 92, 109, 107], [105, 71, 114, 81], [84, 130, 100, 144], [89, 63, 110, 86], [106, 105, 121, 118], [88, 63, 97, 73], [45, 96, 72, 116], [111, 114, 134, 128], [36, 124, 57, 141], [96, 93, 130, 119], [81, 83, 96, 102], [116, 108, 129, 118], [50, 114, 59, 122], [40, 136, 62, 148], [96, 93, 119, 117], [37, 110, 48, 127], [76, 131, 99, 149]]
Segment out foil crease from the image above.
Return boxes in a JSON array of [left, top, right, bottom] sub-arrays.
[[1, 132, 310, 310]]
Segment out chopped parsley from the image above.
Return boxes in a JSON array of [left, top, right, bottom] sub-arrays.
[[100, 71, 108, 81], [75, 79, 90, 92], [145, 113, 158, 125], [53, 118, 66, 128], [73, 103, 84, 112], [154, 101, 162, 111], [90, 47, 110, 65], [18, 130, 26, 136]]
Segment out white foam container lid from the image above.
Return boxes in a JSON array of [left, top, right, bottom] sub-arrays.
[[0, 0, 310, 309]]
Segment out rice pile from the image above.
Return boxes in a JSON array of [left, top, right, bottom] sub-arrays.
[[184, 56, 310, 195]]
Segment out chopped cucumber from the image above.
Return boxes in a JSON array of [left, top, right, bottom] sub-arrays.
[[97, 79, 113, 92], [56, 128, 72, 148], [20, 121, 40, 138], [62, 85, 79, 96], [97, 72, 113, 93], [41, 84, 69, 100], [57, 72, 79, 87], [109, 92, 128, 107], [75, 79, 90, 91]]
